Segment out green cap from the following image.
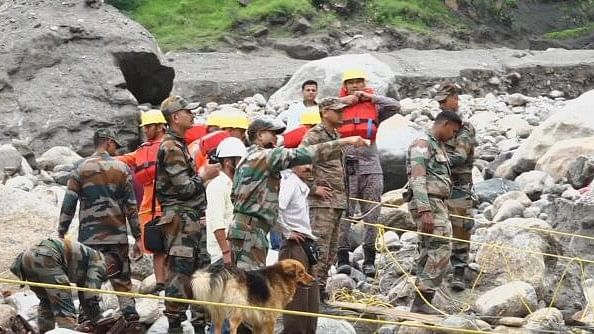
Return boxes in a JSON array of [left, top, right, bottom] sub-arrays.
[[94, 128, 122, 148], [160, 95, 200, 116], [247, 118, 285, 135], [434, 82, 460, 102], [319, 97, 348, 111]]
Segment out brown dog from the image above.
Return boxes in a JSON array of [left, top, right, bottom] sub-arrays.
[[191, 259, 315, 334]]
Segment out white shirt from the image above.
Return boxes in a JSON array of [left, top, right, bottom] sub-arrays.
[[276, 102, 318, 132], [205, 173, 234, 263], [278, 170, 316, 240]]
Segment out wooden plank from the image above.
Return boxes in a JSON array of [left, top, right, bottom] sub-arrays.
[[328, 301, 444, 325]]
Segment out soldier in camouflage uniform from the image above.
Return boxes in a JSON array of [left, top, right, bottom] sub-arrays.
[[299, 98, 350, 293], [229, 118, 367, 271], [435, 82, 478, 291], [406, 111, 462, 314], [10, 238, 112, 333], [157, 96, 220, 333], [58, 128, 142, 331]]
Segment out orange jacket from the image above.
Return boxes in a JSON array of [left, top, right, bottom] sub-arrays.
[[189, 131, 230, 173], [117, 138, 162, 224], [338, 86, 378, 142], [283, 125, 310, 148]]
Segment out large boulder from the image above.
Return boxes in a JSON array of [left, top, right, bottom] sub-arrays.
[[0, 184, 60, 272], [0, 0, 172, 156], [377, 115, 424, 191], [510, 90, 594, 174], [536, 136, 594, 182], [316, 318, 356, 334], [37, 146, 82, 171], [474, 218, 583, 309], [514, 171, 555, 201], [0, 144, 24, 176], [268, 53, 396, 107], [474, 281, 537, 317]]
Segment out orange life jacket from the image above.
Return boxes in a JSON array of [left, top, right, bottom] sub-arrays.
[[338, 87, 378, 142], [185, 124, 208, 145], [134, 139, 161, 185], [192, 130, 231, 172], [283, 125, 309, 148]]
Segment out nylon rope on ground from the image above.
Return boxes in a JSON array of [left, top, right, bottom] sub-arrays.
[[0, 277, 495, 334]]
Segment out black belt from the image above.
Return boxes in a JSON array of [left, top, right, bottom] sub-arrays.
[[341, 118, 378, 125]]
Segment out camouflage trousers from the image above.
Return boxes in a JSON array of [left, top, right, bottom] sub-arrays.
[[228, 214, 270, 271], [162, 209, 209, 326], [347, 172, 384, 248], [310, 207, 346, 286], [411, 197, 452, 292], [88, 244, 137, 318], [20, 244, 87, 333], [446, 193, 473, 268]]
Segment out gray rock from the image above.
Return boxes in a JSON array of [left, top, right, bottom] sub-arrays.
[[506, 93, 530, 106], [5, 291, 40, 320], [376, 325, 397, 334], [400, 231, 419, 245], [474, 178, 521, 203], [493, 199, 526, 222], [273, 39, 329, 60], [561, 187, 581, 200], [549, 90, 565, 98], [524, 307, 564, 331], [38, 147, 82, 171], [52, 171, 72, 186], [0, 304, 17, 328], [131, 253, 154, 281], [536, 136, 594, 182], [567, 155, 594, 189], [379, 206, 415, 234], [0, 144, 24, 175], [492, 191, 532, 214], [5, 175, 35, 192], [292, 17, 311, 34], [137, 296, 161, 325], [498, 317, 525, 327], [316, 318, 356, 334], [474, 281, 537, 317], [20, 157, 34, 176], [515, 171, 555, 200], [325, 274, 356, 295], [139, 274, 157, 295], [53, 164, 75, 173], [0, 1, 166, 156], [252, 93, 267, 107]]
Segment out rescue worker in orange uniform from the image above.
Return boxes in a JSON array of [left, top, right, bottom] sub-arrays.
[[117, 109, 168, 293], [282, 108, 321, 148]]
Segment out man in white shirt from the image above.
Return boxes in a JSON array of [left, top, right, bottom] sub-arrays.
[[206, 137, 247, 266], [277, 165, 319, 334], [276, 80, 319, 132]]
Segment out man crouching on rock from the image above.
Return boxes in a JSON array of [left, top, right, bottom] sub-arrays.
[[406, 111, 462, 314], [10, 238, 120, 333]]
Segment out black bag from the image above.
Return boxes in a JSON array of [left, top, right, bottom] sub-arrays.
[[144, 218, 166, 253], [301, 239, 320, 266], [143, 152, 166, 253]]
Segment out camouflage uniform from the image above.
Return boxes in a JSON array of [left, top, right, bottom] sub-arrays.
[[58, 151, 140, 318], [10, 238, 106, 333], [156, 129, 209, 329], [230, 140, 344, 271], [406, 132, 452, 292], [445, 120, 476, 269], [300, 122, 348, 285]]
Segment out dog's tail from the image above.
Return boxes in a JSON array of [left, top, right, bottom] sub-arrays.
[[191, 265, 234, 321]]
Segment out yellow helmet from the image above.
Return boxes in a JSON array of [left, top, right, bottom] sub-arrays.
[[139, 109, 166, 127], [299, 107, 321, 125], [206, 112, 223, 127], [342, 69, 367, 83], [218, 111, 250, 130]]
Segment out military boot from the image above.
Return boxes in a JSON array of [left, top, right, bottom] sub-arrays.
[[452, 266, 467, 291], [336, 249, 351, 275], [362, 246, 376, 277], [409, 290, 441, 315]]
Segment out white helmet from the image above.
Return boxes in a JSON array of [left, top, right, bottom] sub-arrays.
[[216, 137, 248, 159]]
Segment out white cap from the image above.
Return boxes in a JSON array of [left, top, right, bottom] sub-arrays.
[[216, 137, 248, 159]]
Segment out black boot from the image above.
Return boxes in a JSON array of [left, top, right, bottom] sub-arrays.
[[362, 246, 376, 277], [166, 316, 184, 334], [410, 290, 441, 315], [336, 249, 351, 275], [452, 266, 467, 291]]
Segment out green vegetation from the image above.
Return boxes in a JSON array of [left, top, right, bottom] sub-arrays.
[[367, 0, 455, 33], [544, 23, 594, 40]]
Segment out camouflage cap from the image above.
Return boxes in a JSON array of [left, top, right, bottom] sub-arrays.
[[94, 128, 122, 148], [433, 82, 460, 102], [160, 95, 200, 116], [319, 97, 348, 111], [247, 118, 286, 135]]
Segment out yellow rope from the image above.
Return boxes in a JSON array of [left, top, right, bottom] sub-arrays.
[[349, 196, 594, 243], [0, 277, 491, 334]]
